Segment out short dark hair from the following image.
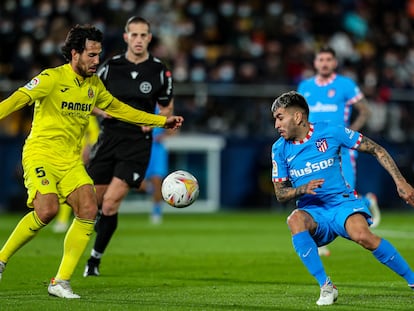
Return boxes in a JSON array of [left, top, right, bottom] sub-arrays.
[[271, 91, 309, 117], [124, 16, 151, 33], [317, 45, 336, 58], [61, 24, 103, 61]]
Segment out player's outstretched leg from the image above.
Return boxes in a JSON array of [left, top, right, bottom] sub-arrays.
[[372, 238, 414, 287]]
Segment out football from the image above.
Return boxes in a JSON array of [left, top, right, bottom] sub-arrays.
[[161, 170, 199, 208]]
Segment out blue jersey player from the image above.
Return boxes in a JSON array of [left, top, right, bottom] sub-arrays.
[[297, 46, 381, 232], [140, 105, 171, 224], [271, 91, 414, 306]]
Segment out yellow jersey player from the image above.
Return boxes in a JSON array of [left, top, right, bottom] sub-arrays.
[[0, 24, 183, 298], [52, 115, 101, 233]]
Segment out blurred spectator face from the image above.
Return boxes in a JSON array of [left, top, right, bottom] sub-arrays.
[[190, 64, 206, 82], [56, 0, 70, 14], [18, 37, 33, 60], [314, 51, 337, 78], [217, 62, 235, 82], [187, 0, 203, 16], [219, 0, 235, 17], [191, 43, 207, 60], [40, 38, 55, 56], [38, 0, 53, 17], [124, 22, 152, 57]]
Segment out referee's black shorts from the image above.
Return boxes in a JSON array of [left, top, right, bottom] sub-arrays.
[[87, 132, 152, 188]]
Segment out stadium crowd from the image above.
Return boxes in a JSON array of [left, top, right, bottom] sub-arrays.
[[0, 0, 414, 209], [0, 1, 413, 137]]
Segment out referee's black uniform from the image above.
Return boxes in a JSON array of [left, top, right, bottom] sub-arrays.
[[88, 54, 173, 187]]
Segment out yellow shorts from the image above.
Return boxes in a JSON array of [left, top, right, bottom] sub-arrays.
[[23, 159, 93, 208]]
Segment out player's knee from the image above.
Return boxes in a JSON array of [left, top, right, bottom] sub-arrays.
[[101, 194, 124, 215], [36, 206, 59, 224], [77, 202, 98, 220], [287, 209, 308, 232]]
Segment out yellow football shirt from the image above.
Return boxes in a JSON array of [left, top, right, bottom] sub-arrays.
[[0, 63, 167, 167]]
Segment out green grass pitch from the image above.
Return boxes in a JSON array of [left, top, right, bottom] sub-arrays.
[[0, 210, 413, 310]]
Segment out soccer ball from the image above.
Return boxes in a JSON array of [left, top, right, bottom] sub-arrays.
[[161, 170, 199, 208]]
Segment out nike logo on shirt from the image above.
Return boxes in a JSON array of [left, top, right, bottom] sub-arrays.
[[353, 207, 365, 212], [287, 155, 296, 162]]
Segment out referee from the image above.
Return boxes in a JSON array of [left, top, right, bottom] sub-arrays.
[[84, 16, 174, 277]]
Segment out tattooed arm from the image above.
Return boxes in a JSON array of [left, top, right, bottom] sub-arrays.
[[273, 179, 325, 203], [358, 136, 414, 206]]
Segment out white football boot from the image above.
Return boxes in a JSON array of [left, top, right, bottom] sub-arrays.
[[316, 277, 338, 306], [48, 278, 80, 299]]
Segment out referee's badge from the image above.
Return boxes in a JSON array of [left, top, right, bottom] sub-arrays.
[[140, 81, 152, 94]]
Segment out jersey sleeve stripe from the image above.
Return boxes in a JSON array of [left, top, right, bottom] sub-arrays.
[[273, 177, 289, 182], [353, 133, 363, 149], [347, 93, 364, 105]]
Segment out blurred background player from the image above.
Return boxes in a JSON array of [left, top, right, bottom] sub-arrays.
[[297, 46, 381, 256], [52, 115, 101, 233], [139, 125, 170, 224], [83, 16, 174, 277]]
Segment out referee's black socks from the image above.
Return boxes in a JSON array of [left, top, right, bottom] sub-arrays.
[[93, 213, 118, 255]]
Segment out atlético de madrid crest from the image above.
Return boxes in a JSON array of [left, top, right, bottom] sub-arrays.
[[316, 138, 328, 152]]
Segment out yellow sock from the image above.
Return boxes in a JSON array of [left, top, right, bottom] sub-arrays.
[[56, 203, 72, 224], [55, 217, 94, 280], [0, 211, 46, 263]]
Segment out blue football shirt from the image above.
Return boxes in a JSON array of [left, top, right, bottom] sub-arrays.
[[271, 122, 362, 208], [297, 74, 363, 127]]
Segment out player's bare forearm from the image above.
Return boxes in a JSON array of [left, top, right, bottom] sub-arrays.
[[273, 180, 295, 202], [349, 98, 370, 131], [273, 179, 324, 202], [358, 136, 414, 205], [358, 136, 405, 184]]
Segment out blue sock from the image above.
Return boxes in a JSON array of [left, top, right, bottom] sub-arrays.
[[292, 231, 327, 286], [372, 238, 414, 284], [152, 203, 162, 216]]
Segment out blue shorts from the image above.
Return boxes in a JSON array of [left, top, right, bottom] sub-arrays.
[[145, 141, 168, 179], [303, 197, 373, 247]]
